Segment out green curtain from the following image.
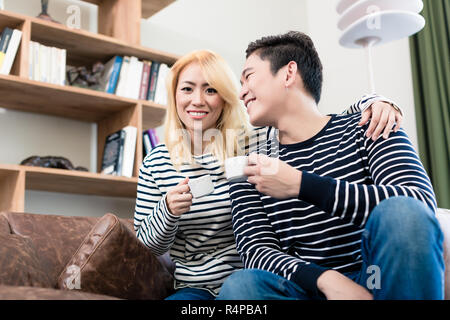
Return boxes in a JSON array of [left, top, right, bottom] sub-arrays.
[[409, 0, 450, 209]]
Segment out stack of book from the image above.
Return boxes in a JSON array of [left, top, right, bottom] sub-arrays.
[[99, 55, 170, 104], [28, 41, 66, 85], [143, 128, 160, 157], [101, 125, 138, 178], [0, 27, 23, 75]]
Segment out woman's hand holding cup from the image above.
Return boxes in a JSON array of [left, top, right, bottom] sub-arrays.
[[166, 177, 193, 216]]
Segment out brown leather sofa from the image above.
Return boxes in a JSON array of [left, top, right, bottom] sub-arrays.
[[1, 209, 450, 300], [0, 211, 175, 300]]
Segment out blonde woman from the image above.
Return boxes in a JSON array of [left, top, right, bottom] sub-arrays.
[[133, 50, 402, 300]]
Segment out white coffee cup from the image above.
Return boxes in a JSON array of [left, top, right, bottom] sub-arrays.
[[224, 156, 248, 182], [188, 175, 214, 198]]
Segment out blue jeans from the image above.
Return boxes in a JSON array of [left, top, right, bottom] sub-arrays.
[[165, 288, 215, 300], [218, 197, 445, 300]]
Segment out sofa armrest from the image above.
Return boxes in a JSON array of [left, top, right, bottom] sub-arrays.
[[58, 213, 174, 300], [0, 284, 119, 300]]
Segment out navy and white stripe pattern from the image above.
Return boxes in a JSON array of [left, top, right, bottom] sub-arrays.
[[134, 94, 394, 296], [229, 112, 436, 295], [342, 93, 400, 115], [134, 128, 268, 296]]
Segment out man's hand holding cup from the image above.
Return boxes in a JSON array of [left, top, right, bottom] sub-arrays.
[[244, 153, 302, 199]]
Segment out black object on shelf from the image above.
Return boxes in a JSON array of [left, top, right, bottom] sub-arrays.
[[20, 155, 88, 171]]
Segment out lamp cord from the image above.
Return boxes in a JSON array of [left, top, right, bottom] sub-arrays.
[[364, 38, 377, 94]]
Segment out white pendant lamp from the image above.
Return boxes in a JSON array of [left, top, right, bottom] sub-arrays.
[[337, 0, 425, 93]]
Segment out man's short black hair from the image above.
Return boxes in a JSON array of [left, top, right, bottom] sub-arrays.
[[246, 31, 323, 104]]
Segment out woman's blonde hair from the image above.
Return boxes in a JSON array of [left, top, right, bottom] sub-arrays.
[[164, 50, 250, 168]]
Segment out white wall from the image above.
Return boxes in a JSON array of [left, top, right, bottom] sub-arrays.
[[142, 0, 309, 75], [0, 0, 419, 217], [141, 0, 310, 140], [306, 0, 418, 146], [144, 0, 418, 147]]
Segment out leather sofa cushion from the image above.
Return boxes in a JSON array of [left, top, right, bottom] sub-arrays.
[[0, 284, 119, 300], [2, 211, 97, 288], [58, 213, 174, 299], [0, 216, 52, 288]]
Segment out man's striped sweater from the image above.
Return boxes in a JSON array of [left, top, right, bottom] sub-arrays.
[[229, 112, 436, 297]]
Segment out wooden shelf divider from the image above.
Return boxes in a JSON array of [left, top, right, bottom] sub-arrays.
[[0, 166, 25, 212]]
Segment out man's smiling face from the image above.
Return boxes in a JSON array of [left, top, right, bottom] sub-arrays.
[[239, 53, 285, 127]]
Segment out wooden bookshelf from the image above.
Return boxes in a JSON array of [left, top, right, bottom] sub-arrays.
[[83, 0, 175, 19], [82, 0, 175, 45], [0, 6, 178, 213]]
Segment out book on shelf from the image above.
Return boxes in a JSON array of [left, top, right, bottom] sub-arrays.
[[147, 61, 160, 101], [143, 130, 152, 156], [101, 125, 137, 177], [142, 128, 160, 157], [115, 55, 130, 98], [134, 59, 144, 99], [59, 47, 66, 86], [154, 63, 169, 105], [32, 41, 39, 81], [39, 44, 48, 83], [148, 128, 160, 148], [29, 41, 66, 85], [139, 60, 151, 100], [0, 28, 22, 75], [0, 27, 13, 70], [125, 56, 143, 100], [28, 38, 33, 80], [50, 46, 58, 84], [99, 55, 123, 94], [101, 129, 126, 176], [121, 125, 138, 178]]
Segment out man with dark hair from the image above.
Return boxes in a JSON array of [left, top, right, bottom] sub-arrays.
[[245, 31, 323, 104], [218, 31, 444, 300]]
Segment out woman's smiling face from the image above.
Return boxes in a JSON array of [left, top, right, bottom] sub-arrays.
[[175, 62, 225, 136]]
